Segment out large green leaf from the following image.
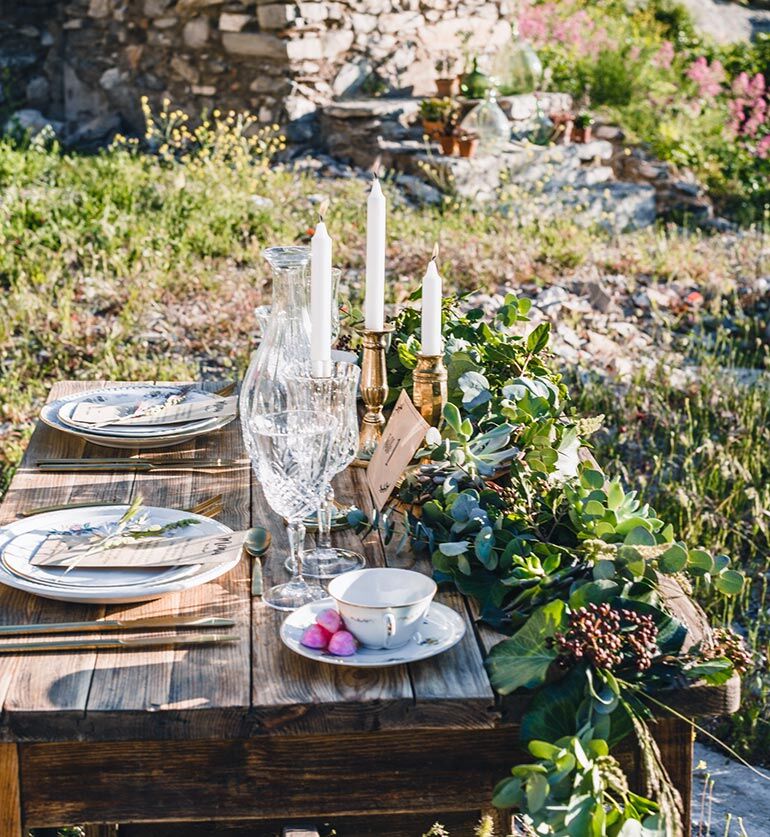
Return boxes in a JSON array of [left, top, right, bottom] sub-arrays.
[[520, 664, 588, 742], [485, 600, 567, 695]]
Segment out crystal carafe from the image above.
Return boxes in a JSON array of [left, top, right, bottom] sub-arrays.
[[240, 246, 312, 458]]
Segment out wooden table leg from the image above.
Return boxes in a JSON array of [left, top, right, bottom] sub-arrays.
[[0, 743, 23, 837], [655, 716, 694, 837], [84, 826, 120, 836]]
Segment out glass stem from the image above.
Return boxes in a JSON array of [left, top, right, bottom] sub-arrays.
[[317, 483, 335, 551], [287, 520, 307, 582]]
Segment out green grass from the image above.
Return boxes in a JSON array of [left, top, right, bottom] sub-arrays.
[[570, 335, 770, 765]]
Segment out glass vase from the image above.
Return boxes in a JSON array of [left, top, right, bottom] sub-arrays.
[[239, 246, 313, 458]]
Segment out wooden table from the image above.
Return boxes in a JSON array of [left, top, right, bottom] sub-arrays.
[[0, 382, 739, 836]]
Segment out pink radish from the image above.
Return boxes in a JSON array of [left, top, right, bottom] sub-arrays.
[[300, 624, 332, 650], [316, 608, 343, 634], [328, 630, 357, 657]]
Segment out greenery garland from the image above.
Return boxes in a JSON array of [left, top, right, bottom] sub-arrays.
[[357, 293, 750, 836]]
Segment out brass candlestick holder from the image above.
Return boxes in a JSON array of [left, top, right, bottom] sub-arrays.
[[412, 354, 447, 427], [356, 323, 395, 461]]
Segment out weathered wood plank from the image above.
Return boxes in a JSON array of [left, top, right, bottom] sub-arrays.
[[83, 381, 252, 740], [20, 729, 523, 826], [0, 381, 136, 738], [250, 468, 415, 735], [120, 810, 482, 836], [363, 467, 498, 728], [0, 742, 22, 836]]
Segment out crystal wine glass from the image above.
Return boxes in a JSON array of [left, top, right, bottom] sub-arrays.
[[285, 361, 364, 578], [247, 409, 338, 610]]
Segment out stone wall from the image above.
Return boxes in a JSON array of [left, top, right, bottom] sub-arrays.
[[2, 0, 515, 143]]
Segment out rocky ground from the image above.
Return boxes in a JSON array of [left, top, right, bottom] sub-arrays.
[[680, 0, 770, 43], [692, 743, 770, 835]]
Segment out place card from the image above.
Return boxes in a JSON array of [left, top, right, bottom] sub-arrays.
[[31, 531, 248, 569], [70, 394, 237, 428], [366, 390, 430, 511]]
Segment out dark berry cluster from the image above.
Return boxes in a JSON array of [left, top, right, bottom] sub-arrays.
[[709, 627, 754, 675], [554, 602, 659, 672], [334, 334, 353, 352]]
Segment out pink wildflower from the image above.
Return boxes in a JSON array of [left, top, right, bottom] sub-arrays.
[[686, 56, 725, 99], [653, 41, 675, 70], [757, 135, 770, 159]]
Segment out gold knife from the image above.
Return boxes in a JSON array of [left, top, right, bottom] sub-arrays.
[[19, 495, 224, 518], [0, 634, 238, 654], [37, 458, 238, 472], [0, 616, 235, 637]]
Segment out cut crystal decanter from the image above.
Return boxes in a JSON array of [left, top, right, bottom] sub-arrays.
[[239, 246, 313, 457]]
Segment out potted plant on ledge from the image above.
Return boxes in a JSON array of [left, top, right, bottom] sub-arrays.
[[420, 97, 455, 139], [435, 53, 459, 97]]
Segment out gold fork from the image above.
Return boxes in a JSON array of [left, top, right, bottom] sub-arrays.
[[18, 494, 224, 519]]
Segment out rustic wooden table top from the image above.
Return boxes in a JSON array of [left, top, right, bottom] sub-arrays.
[[0, 381, 501, 744], [0, 380, 740, 750]]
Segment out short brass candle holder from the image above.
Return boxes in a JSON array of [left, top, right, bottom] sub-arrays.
[[356, 323, 395, 462], [412, 353, 447, 428]]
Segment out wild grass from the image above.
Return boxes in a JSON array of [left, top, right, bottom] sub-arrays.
[[571, 332, 770, 765]]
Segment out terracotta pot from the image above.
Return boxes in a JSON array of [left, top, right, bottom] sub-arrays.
[[573, 125, 593, 143], [438, 134, 458, 156], [435, 77, 459, 97], [421, 118, 445, 139], [458, 136, 479, 158]]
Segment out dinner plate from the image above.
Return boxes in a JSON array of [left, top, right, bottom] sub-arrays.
[[0, 506, 238, 604], [56, 386, 228, 437], [41, 390, 234, 450], [280, 598, 466, 667]]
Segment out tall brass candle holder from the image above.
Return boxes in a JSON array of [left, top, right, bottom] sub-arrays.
[[412, 353, 447, 427], [356, 323, 395, 461]]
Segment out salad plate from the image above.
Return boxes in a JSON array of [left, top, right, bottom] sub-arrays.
[[280, 598, 466, 668], [0, 505, 237, 604], [41, 385, 235, 449]]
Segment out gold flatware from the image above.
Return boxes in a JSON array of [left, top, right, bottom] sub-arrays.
[[18, 494, 224, 518], [0, 633, 238, 654], [214, 382, 236, 397], [36, 458, 238, 473], [0, 617, 235, 637]]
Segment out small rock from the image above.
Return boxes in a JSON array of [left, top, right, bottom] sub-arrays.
[[257, 3, 297, 29], [4, 109, 62, 137], [99, 67, 124, 91], [535, 285, 569, 311], [191, 84, 216, 96], [584, 280, 615, 313], [88, 0, 111, 18], [183, 16, 209, 49], [575, 140, 613, 162], [395, 173, 442, 205], [250, 195, 274, 209], [25, 76, 50, 108], [219, 12, 251, 32]]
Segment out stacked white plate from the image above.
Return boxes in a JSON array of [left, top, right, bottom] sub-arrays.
[[41, 385, 237, 449], [0, 505, 238, 603]]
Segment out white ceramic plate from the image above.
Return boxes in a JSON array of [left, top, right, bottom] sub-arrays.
[[41, 392, 233, 450], [280, 598, 466, 667], [0, 505, 238, 604], [56, 386, 227, 437]]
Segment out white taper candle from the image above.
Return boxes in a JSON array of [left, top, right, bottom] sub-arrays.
[[421, 250, 442, 356], [365, 174, 386, 330], [311, 215, 333, 377]]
